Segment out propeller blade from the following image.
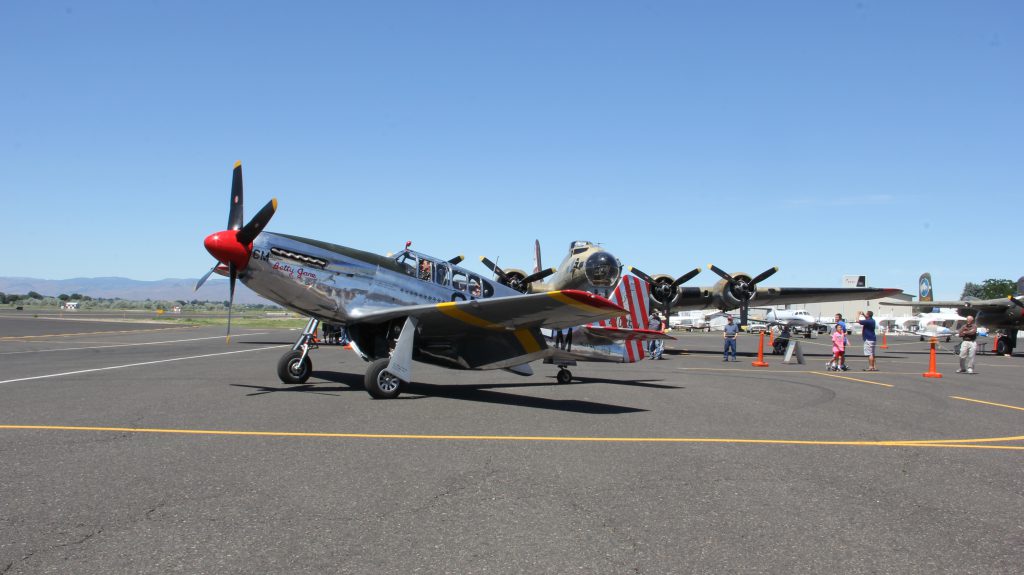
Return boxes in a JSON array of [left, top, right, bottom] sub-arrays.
[[228, 161, 244, 231], [236, 198, 278, 245], [672, 267, 702, 288], [627, 266, 656, 285], [522, 267, 556, 285], [226, 263, 236, 343], [448, 255, 464, 265], [480, 256, 508, 282], [740, 302, 750, 327], [1010, 296, 1024, 308], [195, 264, 218, 292], [749, 266, 779, 287], [707, 264, 735, 284]]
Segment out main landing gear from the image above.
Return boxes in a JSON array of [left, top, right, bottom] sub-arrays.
[[556, 368, 573, 384], [362, 316, 419, 400], [277, 317, 319, 385]]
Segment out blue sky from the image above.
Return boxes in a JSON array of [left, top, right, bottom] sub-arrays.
[[2, 1, 1020, 300]]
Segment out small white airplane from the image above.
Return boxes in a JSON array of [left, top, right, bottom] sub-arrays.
[[749, 308, 821, 337]]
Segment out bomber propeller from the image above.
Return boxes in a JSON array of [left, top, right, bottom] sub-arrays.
[[629, 266, 702, 319], [480, 256, 555, 293], [706, 264, 779, 326], [196, 161, 278, 342]]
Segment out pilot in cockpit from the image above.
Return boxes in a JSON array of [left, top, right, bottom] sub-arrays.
[[419, 258, 432, 282]]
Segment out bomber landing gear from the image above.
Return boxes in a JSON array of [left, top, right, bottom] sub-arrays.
[[277, 317, 319, 385], [557, 368, 573, 384], [364, 358, 405, 399]]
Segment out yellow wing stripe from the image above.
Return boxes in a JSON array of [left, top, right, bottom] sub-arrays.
[[436, 302, 498, 329], [436, 302, 542, 354], [514, 328, 542, 354]]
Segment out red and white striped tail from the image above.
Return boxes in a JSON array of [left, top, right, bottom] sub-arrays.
[[592, 275, 651, 362]]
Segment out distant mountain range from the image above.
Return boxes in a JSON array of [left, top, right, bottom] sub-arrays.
[[0, 277, 275, 306]]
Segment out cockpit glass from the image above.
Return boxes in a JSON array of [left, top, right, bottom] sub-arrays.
[[583, 252, 620, 286]]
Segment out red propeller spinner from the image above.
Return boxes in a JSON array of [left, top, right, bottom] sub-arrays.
[[195, 161, 277, 342]]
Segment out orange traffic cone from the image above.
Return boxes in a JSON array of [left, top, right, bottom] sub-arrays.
[[993, 334, 1000, 355], [752, 331, 769, 367], [922, 337, 943, 378], [880, 331, 888, 350]]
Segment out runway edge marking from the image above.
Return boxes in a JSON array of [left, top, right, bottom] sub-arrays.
[[0, 345, 289, 384]]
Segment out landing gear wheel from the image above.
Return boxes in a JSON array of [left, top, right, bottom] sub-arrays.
[[364, 358, 404, 399], [277, 350, 312, 385], [556, 369, 573, 384]]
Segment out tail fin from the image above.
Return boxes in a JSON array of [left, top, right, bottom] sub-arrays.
[[915, 272, 935, 314], [918, 273, 933, 302], [597, 275, 651, 330], [590, 275, 651, 362]]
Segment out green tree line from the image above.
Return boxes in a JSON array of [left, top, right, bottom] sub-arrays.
[[960, 278, 1019, 300]]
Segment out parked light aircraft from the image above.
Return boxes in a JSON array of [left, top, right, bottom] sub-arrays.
[[196, 163, 628, 398], [485, 241, 902, 325], [748, 308, 821, 337], [884, 273, 1024, 355]]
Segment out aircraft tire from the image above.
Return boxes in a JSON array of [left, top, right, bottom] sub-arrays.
[[277, 350, 312, 385], [556, 369, 572, 385], [365, 358, 404, 399]]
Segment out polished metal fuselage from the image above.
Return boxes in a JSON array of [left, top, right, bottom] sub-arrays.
[[240, 232, 520, 324]]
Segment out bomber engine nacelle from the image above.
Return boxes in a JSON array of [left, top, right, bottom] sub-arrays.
[[648, 273, 684, 309], [498, 268, 530, 293], [713, 273, 756, 310]]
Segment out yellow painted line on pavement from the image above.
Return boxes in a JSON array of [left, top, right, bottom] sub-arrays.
[[950, 396, 1024, 413], [811, 371, 894, 388], [1, 425, 1022, 450]]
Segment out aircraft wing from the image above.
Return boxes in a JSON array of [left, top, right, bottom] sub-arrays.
[[671, 287, 903, 311], [348, 289, 627, 335], [883, 297, 1020, 312]]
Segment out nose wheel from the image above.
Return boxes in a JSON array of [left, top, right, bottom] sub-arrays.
[[556, 368, 573, 384]]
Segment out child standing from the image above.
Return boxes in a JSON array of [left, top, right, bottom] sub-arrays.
[[829, 325, 847, 371]]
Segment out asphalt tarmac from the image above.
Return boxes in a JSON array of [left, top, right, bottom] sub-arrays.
[[1, 318, 1021, 574]]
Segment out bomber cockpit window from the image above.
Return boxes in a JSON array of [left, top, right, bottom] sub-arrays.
[[481, 279, 494, 298], [468, 275, 483, 298]]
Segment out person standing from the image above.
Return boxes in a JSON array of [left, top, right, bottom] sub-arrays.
[[723, 315, 739, 361], [828, 324, 847, 371], [857, 310, 878, 371], [833, 313, 849, 370], [957, 315, 978, 374]]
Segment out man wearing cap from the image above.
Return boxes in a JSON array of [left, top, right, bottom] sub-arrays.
[[723, 315, 739, 361]]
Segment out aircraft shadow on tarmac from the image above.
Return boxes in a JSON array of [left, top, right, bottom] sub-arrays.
[[233, 371, 657, 414]]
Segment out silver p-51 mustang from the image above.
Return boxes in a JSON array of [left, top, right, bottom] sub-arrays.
[[196, 163, 627, 399]]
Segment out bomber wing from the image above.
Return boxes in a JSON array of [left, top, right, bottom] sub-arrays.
[[669, 287, 903, 311], [883, 297, 1021, 312], [348, 289, 627, 336]]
